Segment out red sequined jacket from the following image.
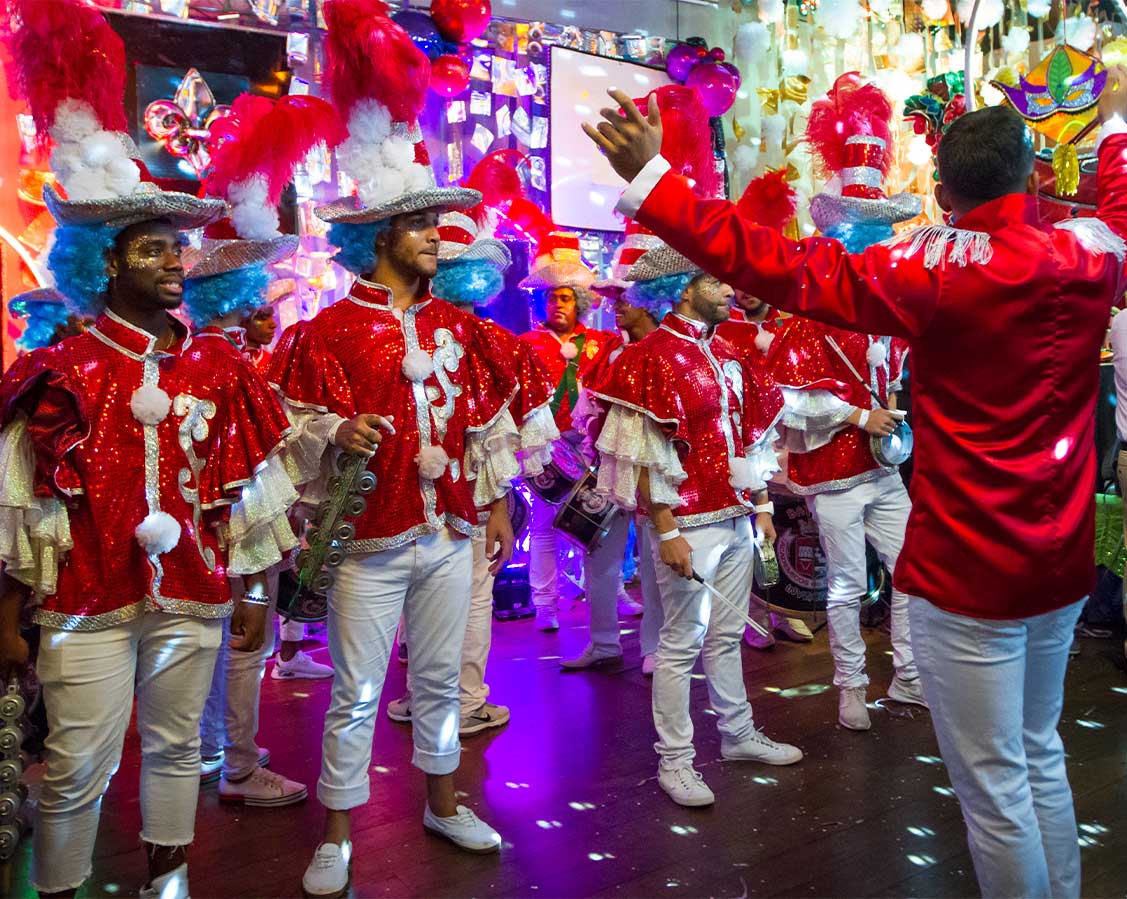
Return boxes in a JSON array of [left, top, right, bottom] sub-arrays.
[[0, 311, 293, 630], [715, 307, 779, 359], [518, 323, 621, 432], [592, 313, 783, 527], [619, 137, 1127, 618], [268, 280, 522, 552]]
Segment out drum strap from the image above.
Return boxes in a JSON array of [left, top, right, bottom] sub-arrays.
[[823, 336, 889, 412], [550, 332, 587, 416]]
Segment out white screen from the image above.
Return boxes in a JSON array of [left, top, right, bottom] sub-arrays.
[[549, 46, 672, 233]]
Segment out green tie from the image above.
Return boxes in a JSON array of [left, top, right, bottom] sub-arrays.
[[550, 332, 587, 417]]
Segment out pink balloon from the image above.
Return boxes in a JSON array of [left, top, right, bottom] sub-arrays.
[[685, 62, 739, 116], [718, 61, 742, 89], [430, 0, 492, 43], [665, 44, 701, 83], [431, 54, 470, 97]]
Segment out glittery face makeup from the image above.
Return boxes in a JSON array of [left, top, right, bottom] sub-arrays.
[[547, 287, 578, 334], [382, 210, 441, 279], [109, 220, 186, 312], [244, 304, 277, 346]]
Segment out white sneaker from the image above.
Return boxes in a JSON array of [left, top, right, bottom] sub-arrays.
[[887, 675, 928, 708], [658, 765, 714, 807], [721, 729, 803, 765], [200, 752, 223, 784], [140, 862, 189, 899], [743, 623, 775, 650], [423, 804, 502, 854], [839, 686, 872, 731], [642, 654, 656, 676], [302, 841, 351, 898], [772, 614, 814, 643], [616, 589, 644, 616], [219, 766, 308, 807], [535, 609, 559, 631], [272, 649, 334, 680], [387, 692, 412, 723], [460, 702, 510, 735], [560, 644, 624, 670]]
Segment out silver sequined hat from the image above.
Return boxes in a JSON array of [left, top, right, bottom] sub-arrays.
[[185, 236, 299, 281], [624, 244, 700, 283], [809, 134, 921, 231], [437, 211, 511, 269], [43, 182, 225, 232]]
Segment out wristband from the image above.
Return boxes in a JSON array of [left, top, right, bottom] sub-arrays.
[[242, 592, 270, 607], [753, 502, 774, 515], [657, 528, 682, 542], [857, 409, 870, 430]]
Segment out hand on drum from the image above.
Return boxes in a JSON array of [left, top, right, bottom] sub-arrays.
[[660, 534, 694, 579], [486, 496, 515, 576], [754, 511, 776, 545], [334, 413, 396, 456], [861, 408, 900, 437]]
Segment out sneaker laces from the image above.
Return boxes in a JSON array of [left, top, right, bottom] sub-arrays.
[[746, 728, 782, 751], [670, 767, 705, 790], [311, 843, 343, 870]]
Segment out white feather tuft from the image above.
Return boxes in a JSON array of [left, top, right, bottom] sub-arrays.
[[957, 0, 1004, 29], [229, 176, 280, 240], [347, 100, 393, 145], [401, 348, 434, 382], [381, 136, 416, 170], [761, 114, 787, 169], [921, 0, 949, 19], [135, 511, 182, 556], [1027, 0, 1051, 16], [1064, 13, 1097, 51], [781, 48, 809, 77], [64, 167, 109, 201], [735, 22, 771, 59], [130, 383, 172, 425], [867, 341, 888, 368], [818, 0, 863, 39], [1001, 28, 1030, 57], [415, 444, 451, 480], [758, 0, 784, 23], [48, 99, 101, 145], [81, 131, 120, 168], [105, 156, 141, 196]]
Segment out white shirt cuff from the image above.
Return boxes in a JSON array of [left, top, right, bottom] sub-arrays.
[[1097, 114, 1127, 152], [616, 155, 673, 218]]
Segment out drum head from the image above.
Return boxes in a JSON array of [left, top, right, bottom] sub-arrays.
[[873, 421, 913, 467]]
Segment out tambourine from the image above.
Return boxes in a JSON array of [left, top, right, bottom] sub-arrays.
[[871, 413, 913, 467], [754, 539, 780, 588]]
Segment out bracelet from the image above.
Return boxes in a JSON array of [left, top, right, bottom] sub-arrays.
[[753, 502, 774, 515], [242, 592, 270, 607], [657, 528, 682, 542], [857, 409, 870, 430]]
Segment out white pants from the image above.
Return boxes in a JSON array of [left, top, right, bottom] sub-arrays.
[[279, 617, 306, 643], [32, 614, 222, 893], [637, 517, 664, 658], [809, 474, 915, 688], [585, 512, 631, 653], [651, 516, 757, 768], [459, 532, 495, 715], [318, 529, 472, 810], [529, 494, 561, 611], [910, 597, 1084, 899], [200, 573, 279, 779]]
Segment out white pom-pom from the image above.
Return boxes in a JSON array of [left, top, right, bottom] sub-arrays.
[[1064, 13, 1096, 51], [48, 99, 101, 145], [63, 167, 109, 201], [382, 137, 416, 171], [415, 444, 451, 480], [781, 48, 809, 77], [560, 342, 579, 360], [921, 0, 948, 19], [1027, 0, 1051, 16], [49, 146, 82, 182], [758, 0, 784, 23], [818, 0, 862, 39], [358, 169, 406, 208], [761, 114, 787, 168], [734, 143, 759, 180], [135, 511, 182, 556], [403, 163, 433, 193], [105, 156, 141, 196], [736, 22, 771, 59], [895, 33, 925, 65], [347, 100, 393, 145], [957, 0, 1003, 30], [130, 383, 172, 425], [402, 348, 434, 382], [754, 328, 774, 354], [868, 0, 893, 15], [866, 341, 887, 368], [81, 130, 120, 169], [728, 456, 757, 490], [1001, 27, 1030, 58], [228, 176, 280, 240]]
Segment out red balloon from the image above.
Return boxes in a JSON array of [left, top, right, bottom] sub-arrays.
[[431, 54, 470, 97], [431, 0, 492, 43], [708, 47, 726, 62]]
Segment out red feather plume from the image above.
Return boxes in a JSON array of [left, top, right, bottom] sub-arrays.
[[463, 149, 529, 227], [635, 85, 719, 199], [804, 72, 893, 180], [736, 171, 798, 232], [206, 93, 347, 206], [499, 198, 553, 248], [0, 0, 127, 147], [322, 0, 430, 124]]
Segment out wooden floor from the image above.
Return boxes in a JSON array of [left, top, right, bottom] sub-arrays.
[[7, 592, 1127, 898]]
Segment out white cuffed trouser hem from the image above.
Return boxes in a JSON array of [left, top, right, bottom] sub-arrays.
[[651, 517, 757, 769], [411, 744, 462, 775]]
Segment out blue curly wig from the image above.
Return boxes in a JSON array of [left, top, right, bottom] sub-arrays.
[[328, 220, 390, 275], [431, 258, 505, 307], [47, 223, 118, 317], [183, 263, 271, 327], [9, 298, 71, 350], [822, 221, 894, 254], [627, 271, 694, 320]]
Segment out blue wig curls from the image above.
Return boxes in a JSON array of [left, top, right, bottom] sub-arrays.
[[183, 263, 271, 327], [627, 271, 694, 320], [47, 223, 118, 317], [9, 299, 71, 351], [822, 221, 894, 254], [431, 258, 505, 306], [328, 220, 390, 275]]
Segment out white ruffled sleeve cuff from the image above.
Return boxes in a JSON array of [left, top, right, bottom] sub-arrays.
[[778, 388, 856, 453], [224, 453, 300, 575], [729, 427, 781, 492], [594, 403, 685, 510], [517, 402, 560, 477], [0, 419, 72, 596], [466, 408, 522, 507], [281, 401, 345, 489]]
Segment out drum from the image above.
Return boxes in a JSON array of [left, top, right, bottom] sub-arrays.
[[552, 470, 621, 551], [507, 486, 531, 538], [526, 439, 588, 504], [871, 418, 913, 467]]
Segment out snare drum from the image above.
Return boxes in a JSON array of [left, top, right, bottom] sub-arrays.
[[552, 470, 621, 551], [526, 440, 587, 504]]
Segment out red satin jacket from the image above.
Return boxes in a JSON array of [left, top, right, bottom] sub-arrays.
[[625, 136, 1127, 619]]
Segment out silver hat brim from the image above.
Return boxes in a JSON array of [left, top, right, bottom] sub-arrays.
[[624, 245, 700, 283], [186, 236, 299, 281], [43, 183, 226, 231], [315, 188, 482, 224], [519, 260, 597, 290], [438, 237, 512, 270], [809, 191, 923, 231]]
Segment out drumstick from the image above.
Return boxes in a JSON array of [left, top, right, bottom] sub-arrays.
[[691, 573, 772, 638]]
